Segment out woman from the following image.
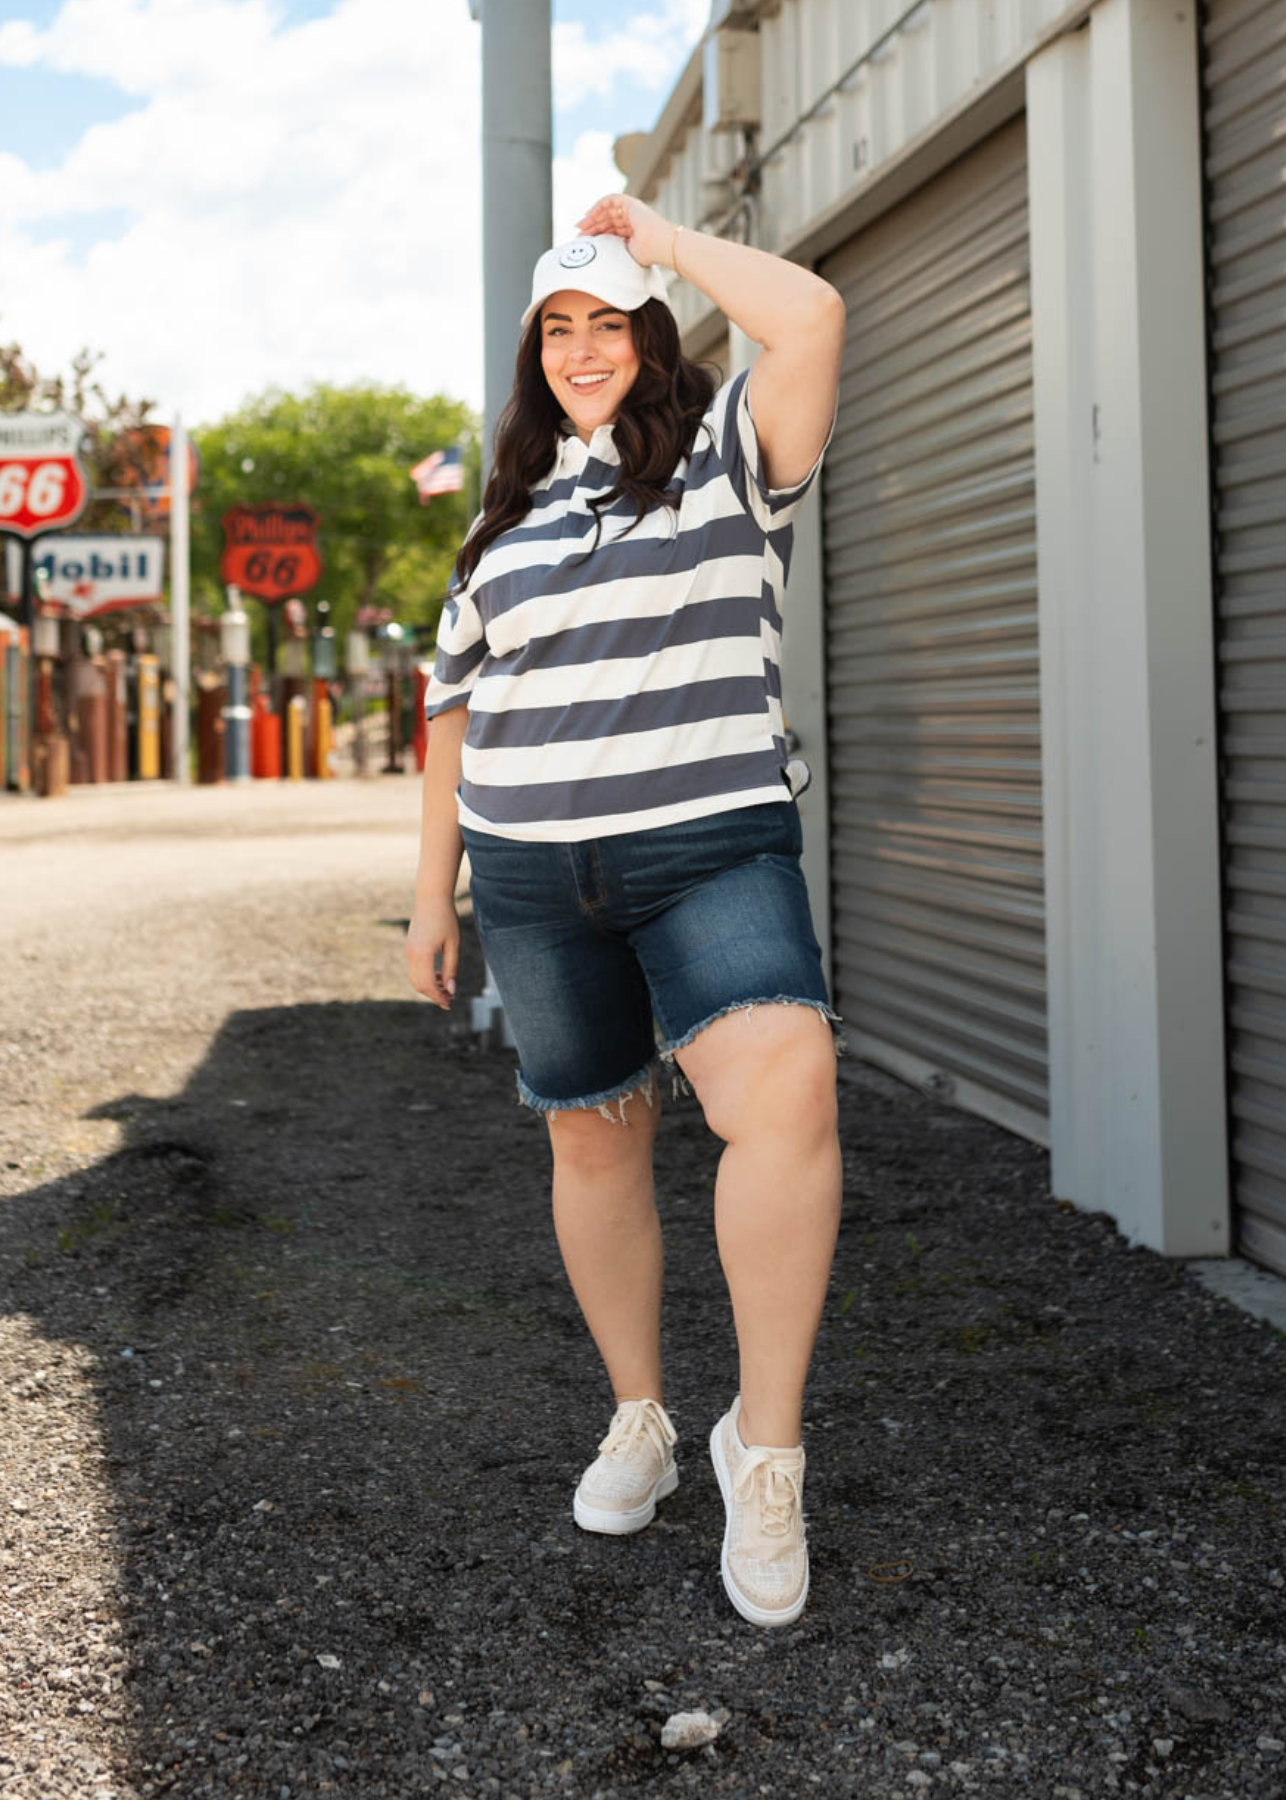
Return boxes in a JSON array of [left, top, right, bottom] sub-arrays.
[[406, 193, 846, 1629]]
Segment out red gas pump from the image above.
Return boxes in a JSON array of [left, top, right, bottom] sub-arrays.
[[251, 690, 281, 779], [413, 664, 430, 773]]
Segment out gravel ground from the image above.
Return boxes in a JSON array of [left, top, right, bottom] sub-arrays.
[[1, 777, 1284, 1800]]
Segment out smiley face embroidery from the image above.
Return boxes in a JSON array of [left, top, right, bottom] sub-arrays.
[[559, 242, 596, 268]]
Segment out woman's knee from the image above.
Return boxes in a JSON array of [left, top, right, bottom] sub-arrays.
[[546, 1083, 661, 1172], [682, 1007, 838, 1147]]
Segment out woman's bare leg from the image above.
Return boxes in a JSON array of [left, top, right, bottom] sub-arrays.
[[547, 1081, 665, 1404], [672, 1006, 841, 1447]]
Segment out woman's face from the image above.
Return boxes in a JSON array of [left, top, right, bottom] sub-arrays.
[[539, 289, 640, 443]]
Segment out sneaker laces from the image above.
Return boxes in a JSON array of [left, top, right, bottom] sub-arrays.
[[733, 1446, 804, 1537], [598, 1398, 676, 1463]]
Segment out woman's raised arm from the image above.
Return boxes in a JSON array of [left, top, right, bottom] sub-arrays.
[[576, 193, 846, 491]]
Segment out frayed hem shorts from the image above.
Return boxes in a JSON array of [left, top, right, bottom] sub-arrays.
[[461, 799, 843, 1122]]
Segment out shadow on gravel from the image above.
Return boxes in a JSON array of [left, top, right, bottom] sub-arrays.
[[3, 922, 1286, 1797]]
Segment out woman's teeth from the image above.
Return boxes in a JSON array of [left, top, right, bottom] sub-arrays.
[[570, 373, 611, 389]]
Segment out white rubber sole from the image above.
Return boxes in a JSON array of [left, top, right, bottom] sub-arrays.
[[709, 1415, 809, 1629], [573, 1460, 678, 1535]]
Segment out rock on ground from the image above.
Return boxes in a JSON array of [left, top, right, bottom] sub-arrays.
[[660, 1712, 721, 1751]]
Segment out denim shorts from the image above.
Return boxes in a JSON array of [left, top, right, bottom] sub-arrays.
[[461, 799, 842, 1120]]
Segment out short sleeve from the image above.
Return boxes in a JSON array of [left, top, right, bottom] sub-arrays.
[[424, 574, 486, 721], [711, 367, 836, 534], [424, 512, 489, 721]]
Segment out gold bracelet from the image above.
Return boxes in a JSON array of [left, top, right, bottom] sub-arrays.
[[670, 223, 685, 280]]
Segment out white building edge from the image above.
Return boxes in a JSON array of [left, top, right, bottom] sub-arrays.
[[619, 0, 1286, 1277]]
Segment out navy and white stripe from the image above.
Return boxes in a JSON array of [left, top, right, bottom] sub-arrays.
[[424, 368, 832, 841]]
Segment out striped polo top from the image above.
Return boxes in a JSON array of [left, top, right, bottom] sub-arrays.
[[423, 367, 831, 842]]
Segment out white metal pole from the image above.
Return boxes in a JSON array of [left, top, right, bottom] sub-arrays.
[[470, 0, 550, 1051], [170, 413, 191, 784]]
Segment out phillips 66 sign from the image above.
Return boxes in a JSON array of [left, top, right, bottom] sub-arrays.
[[219, 503, 323, 603], [0, 411, 90, 538]]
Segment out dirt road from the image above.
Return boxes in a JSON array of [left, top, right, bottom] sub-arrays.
[[1, 777, 1283, 1799]]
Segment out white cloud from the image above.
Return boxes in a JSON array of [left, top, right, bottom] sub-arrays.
[[0, 0, 284, 94], [553, 130, 623, 240], [0, 0, 708, 424], [0, 0, 483, 423], [554, 0, 707, 112]]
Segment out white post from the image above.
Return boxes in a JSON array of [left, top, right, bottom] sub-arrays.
[[469, 0, 551, 1051], [1025, 0, 1228, 1255], [170, 413, 191, 785], [780, 477, 831, 996]]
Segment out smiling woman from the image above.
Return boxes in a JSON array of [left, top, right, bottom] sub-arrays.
[[406, 190, 846, 1631], [539, 295, 640, 425]]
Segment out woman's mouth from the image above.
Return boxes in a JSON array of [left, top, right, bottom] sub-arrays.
[[568, 372, 612, 393]]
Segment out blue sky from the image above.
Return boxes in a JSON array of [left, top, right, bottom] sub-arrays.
[[0, 0, 706, 420], [552, 0, 693, 154]]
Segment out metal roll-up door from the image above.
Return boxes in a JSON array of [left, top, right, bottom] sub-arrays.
[[1202, 0, 1286, 1276], [820, 116, 1046, 1140]]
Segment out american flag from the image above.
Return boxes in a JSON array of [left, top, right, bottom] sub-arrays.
[[410, 444, 465, 502]]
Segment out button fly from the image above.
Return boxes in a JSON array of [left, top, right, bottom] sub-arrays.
[[570, 840, 608, 914]]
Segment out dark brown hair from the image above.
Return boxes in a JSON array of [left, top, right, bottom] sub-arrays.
[[454, 297, 719, 589]]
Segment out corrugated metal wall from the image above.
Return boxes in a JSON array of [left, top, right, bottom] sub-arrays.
[[1203, 0, 1286, 1276], [820, 116, 1047, 1138], [639, 0, 1074, 337], [754, 0, 1071, 253]]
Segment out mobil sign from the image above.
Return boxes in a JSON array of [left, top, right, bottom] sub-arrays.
[[5, 535, 166, 618]]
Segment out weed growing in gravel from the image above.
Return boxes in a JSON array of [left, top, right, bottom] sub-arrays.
[[56, 1201, 115, 1250], [1217, 1479, 1278, 1517], [956, 1322, 995, 1353]]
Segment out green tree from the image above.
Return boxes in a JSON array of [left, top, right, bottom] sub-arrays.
[[192, 383, 479, 655]]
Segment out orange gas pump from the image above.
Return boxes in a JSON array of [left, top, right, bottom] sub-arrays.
[[286, 694, 306, 781], [136, 653, 160, 779], [312, 678, 333, 779]]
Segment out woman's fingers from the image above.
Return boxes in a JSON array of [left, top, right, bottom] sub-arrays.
[[575, 194, 629, 237], [438, 934, 459, 1004], [405, 908, 460, 1010], [405, 943, 443, 1006], [575, 194, 671, 269], [576, 193, 648, 239]]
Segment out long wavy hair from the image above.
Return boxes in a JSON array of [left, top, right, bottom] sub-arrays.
[[454, 297, 719, 589]]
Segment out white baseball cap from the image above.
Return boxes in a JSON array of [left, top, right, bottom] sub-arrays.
[[521, 233, 672, 330]]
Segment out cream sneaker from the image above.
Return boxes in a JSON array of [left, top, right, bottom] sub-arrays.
[[573, 1397, 679, 1535], [709, 1396, 808, 1626]]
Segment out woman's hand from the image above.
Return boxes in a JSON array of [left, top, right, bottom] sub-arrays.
[[405, 893, 461, 1010], [575, 194, 675, 271]]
